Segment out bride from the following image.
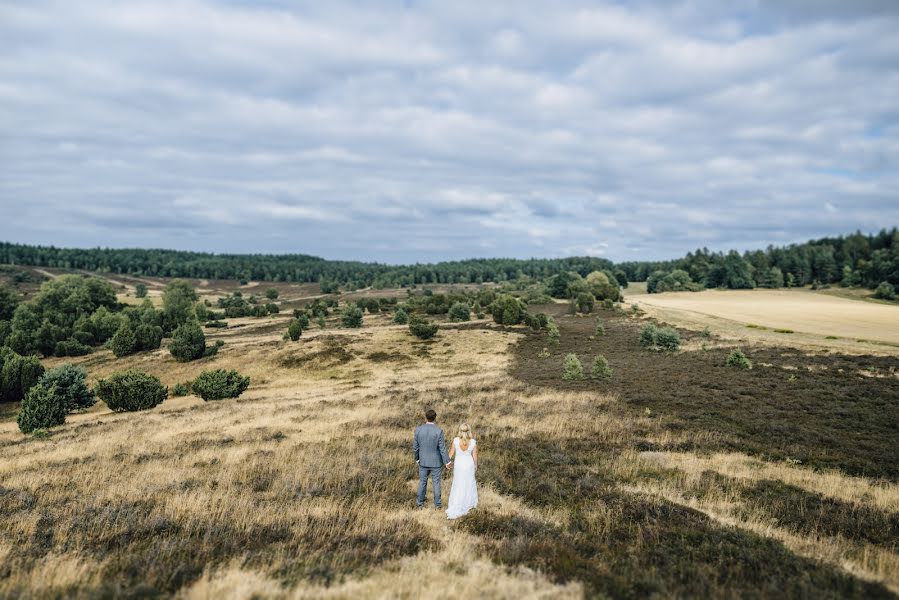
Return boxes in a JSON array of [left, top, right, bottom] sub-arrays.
[[446, 423, 478, 519]]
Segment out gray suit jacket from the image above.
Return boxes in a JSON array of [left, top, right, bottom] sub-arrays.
[[413, 423, 451, 468]]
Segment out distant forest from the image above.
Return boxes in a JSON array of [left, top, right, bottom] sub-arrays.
[[1, 228, 897, 291]]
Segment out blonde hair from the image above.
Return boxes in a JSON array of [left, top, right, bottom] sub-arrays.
[[458, 423, 472, 444]]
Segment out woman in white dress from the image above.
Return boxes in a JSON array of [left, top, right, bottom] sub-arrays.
[[446, 423, 478, 520]]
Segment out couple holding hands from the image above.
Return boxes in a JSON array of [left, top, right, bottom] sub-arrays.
[[412, 409, 478, 519]]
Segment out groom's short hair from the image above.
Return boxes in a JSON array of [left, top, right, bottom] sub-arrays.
[[425, 409, 437, 422]]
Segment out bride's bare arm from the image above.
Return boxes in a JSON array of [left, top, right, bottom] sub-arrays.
[[448, 439, 455, 460], [472, 443, 478, 469]]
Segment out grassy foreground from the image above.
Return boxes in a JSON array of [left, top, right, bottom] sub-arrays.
[[0, 298, 897, 598]]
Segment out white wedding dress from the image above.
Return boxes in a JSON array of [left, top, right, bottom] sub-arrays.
[[446, 437, 478, 519]]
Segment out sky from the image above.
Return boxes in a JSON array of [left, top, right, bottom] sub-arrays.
[[1, 1, 898, 264]]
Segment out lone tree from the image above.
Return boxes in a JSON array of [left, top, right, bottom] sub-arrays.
[[341, 303, 364, 328], [287, 319, 302, 341], [448, 302, 471, 322], [265, 288, 279, 300], [135, 283, 148, 298], [562, 354, 584, 380], [393, 307, 409, 324], [191, 369, 250, 401], [409, 315, 439, 340], [169, 321, 207, 362], [591, 355, 612, 379], [17, 382, 66, 434], [96, 370, 167, 412]]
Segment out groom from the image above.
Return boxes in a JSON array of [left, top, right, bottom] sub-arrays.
[[413, 408, 452, 509]]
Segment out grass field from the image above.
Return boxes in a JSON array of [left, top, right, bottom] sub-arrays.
[[1, 277, 898, 598], [625, 288, 899, 354]]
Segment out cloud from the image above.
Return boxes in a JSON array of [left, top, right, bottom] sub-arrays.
[[0, 0, 897, 263]]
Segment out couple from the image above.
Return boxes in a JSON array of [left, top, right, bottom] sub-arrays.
[[413, 409, 478, 519]]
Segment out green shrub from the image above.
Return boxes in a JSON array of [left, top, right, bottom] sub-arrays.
[[538, 347, 551, 358], [393, 307, 409, 325], [594, 319, 605, 337], [287, 319, 302, 341], [17, 383, 66, 434], [448, 302, 471, 322], [54, 339, 92, 357], [491, 295, 526, 325], [591, 355, 612, 379], [0, 348, 44, 403], [135, 323, 163, 351], [575, 292, 594, 314], [409, 316, 439, 340], [317, 316, 326, 329], [265, 288, 279, 300], [655, 327, 681, 352], [135, 283, 148, 298], [534, 313, 549, 329], [265, 302, 280, 314], [203, 339, 224, 358], [191, 369, 250, 401], [171, 382, 191, 396], [205, 320, 228, 328], [95, 370, 167, 412], [40, 364, 95, 412], [602, 298, 614, 310], [873, 281, 896, 300], [700, 326, 712, 339], [547, 322, 560, 346], [169, 321, 206, 362], [292, 311, 310, 329], [639, 324, 658, 348], [109, 322, 137, 357], [341, 303, 364, 328], [562, 354, 584, 380], [726, 349, 752, 369]]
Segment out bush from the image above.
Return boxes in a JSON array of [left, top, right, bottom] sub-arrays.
[[109, 322, 137, 357], [191, 369, 250, 401], [726, 349, 752, 369], [491, 295, 527, 325], [172, 382, 191, 396], [595, 319, 605, 337], [292, 311, 310, 329], [655, 327, 681, 352], [700, 326, 712, 339], [575, 292, 595, 314], [639, 324, 658, 348], [205, 320, 228, 328], [448, 302, 471, 322], [341, 303, 364, 328], [409, 316, 439, 340], [317, 316, 326, 329], [95, 370, 167, 412], [40, 365, 95, 412], [265, 288, 279, 300], [393, 307, 409, 324], [534, 313, 549, 328], [17, 383, 66, 434], [135, 283, 148, 298], [591, 355, 612, 379], [602, 298, 614, 310], [203, 339, 224, 358], [54, 339, 92, 357], [169, 321, 206, 362], [547, 322, 560, 346], [562, 354, 584, 380], [0, 348, 44, 403], [287, 319, 303, 341], [873, 281, 896, 300], [135, 324, 163, 352], [265, 302, 280, 314]]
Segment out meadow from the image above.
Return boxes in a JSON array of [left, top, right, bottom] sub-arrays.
[[0, 271, 897, 598]]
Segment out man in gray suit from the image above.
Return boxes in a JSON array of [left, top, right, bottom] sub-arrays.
[[413, 408, 452, 508]]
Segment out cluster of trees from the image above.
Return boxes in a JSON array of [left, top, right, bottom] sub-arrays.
[[216, 291, 279, 318], [621, 229, 899, 292], [0, 242, 616, 288]]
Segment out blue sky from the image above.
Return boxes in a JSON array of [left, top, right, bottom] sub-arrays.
[[1, 1, 897, 263]]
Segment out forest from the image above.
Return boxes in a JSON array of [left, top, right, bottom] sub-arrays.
[[1, 228, 897, 292]]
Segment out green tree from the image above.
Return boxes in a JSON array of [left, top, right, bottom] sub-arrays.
[[726, 349, 752, 369], [547, 321, 560, 346], [591, 355, 612, 379], [265, 288, 279, 300], [162, 280, 197, 333], [874, 281, 896, 300], [109, 322, 137, 358], [575, 292, 595, 313], [393, 307, 409, 324], [168, 321, 206, 362], [135, 283, 148, 298], [17, 382, 66, 434], [562, 354, 584, 380], [448, 302, 471, 322], [38, 364, 95, 412], [491, 295, 526, 325], [0, 285, 19, 321], [287, 319, 302, 341], [594, 318, 605, 337], [0, 347, 45, 403], [409, 315, 439, 340], [191, 369, 250, 401]]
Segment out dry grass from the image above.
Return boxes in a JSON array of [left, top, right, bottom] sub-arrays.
[[626, 288, 899, 354], [1, 294, 897, 597]]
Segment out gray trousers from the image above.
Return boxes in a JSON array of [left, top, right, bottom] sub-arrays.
[[417, 465, 443, 507]]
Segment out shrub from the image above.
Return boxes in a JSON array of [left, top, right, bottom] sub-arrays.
[[448, 302, 471, 322], [135, 283, 148, 298], [95, 370, 167, 412], [602, 298, 614, 310], [594, 319, 605, 337], [316, 316, 326, 329], [172, 382, 191, 396], [205, 320, 228, 328], [40, 365, 95, 412], [287, 319, 302, 341], [491, 295, 526, 325], [409, 315, 439, 340], [700, 326, 712, 339], [639, 324, 658, 348], [591, 355, 612, 379], [534, 313, 549, 329], [17, 383, 66, 434], [538, 347, 551, 358], [726, 349, 752, 369], [109, 322, 137, 357], [873, 281, 896, 300], [341, 303, 364, 328], [562, 354, 584, 381], [547, 322, 560, 346], [393, 307, 409, 325], [265, 288, 279, 300], [575, 292, 595, 314], [54, 339, 92, 357], [292, 311, 310, 329], [265, 302, 280, 314], [0, 348, 44, 403], [191, 369, 250, 401], [169, 321, 206, 362], [135, 324, 163, 351], [203, 339, 224, 358], [655, 327, 681, 352]]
